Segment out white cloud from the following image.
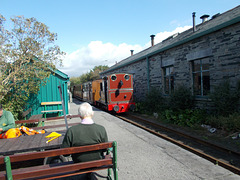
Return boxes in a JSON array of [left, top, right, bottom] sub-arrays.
[[144, 25, 192, 47], [58, 25, 192, 77], [58, 41, 142, 77]]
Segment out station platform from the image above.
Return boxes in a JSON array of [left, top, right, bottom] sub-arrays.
[[46, 98, 239, 179]]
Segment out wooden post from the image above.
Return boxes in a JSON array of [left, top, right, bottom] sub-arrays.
[[58, 84, 68, 130], [5, 156, 13, 180]]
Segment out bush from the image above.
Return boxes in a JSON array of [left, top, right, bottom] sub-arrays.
[[169, 86, 194, 111], [134, 101, 147, 114], [135, 88, 167, 114], [205, 113, 240, 132], [163, 109, 206, 127], [209, 81, 240, 116]]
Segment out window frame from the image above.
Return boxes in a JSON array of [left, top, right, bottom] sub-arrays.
[[192, 59, 210, 96], [163, 65, 174, 95]]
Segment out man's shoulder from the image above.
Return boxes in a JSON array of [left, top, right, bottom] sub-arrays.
[[3, 110, 12, 116], [68, 123, 82, 130], [68, 123, 106, 130], [93, 123, 106, 130]]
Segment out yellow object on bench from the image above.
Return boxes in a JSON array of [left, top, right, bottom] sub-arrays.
[[41, 101, 63, 118]]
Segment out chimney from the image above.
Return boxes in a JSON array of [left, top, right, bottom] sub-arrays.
[[130, 50, 134, 56], [200, 14, 209, 23], [150, 35, 155, 47], [192, 12, 196, 32]]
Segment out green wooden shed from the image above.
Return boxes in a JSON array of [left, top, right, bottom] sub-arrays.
[[26, 69, 69, 118]]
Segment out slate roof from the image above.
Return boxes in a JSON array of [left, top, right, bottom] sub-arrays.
[[103, 5, 240, 74]]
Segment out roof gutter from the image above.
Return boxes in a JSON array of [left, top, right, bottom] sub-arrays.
[[103, 15, 240, 74]]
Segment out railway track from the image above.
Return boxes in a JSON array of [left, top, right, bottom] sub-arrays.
[[115, 113, 240, 175]]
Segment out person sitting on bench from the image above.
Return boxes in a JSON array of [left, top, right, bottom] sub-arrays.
[[62, 102, 108, 163], [0, 103, 17, 139]]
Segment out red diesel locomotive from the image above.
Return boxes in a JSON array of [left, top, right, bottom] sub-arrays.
[[73, 73, 135, 113]]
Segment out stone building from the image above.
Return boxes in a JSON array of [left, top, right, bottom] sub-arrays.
[[101, 6, 240, 108]]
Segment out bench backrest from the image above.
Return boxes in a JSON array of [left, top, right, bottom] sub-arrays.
[[1, 141, 118, 180], [15, 114, 81, 130], [41, 101, 62, 106], [15, 114, 81, 124]]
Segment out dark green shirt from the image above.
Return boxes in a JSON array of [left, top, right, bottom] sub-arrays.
[[62, 123, 108, 163], [0, 110, 15, 132]]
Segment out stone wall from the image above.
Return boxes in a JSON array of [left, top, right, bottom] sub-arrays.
[[102, 22, 240, 108]]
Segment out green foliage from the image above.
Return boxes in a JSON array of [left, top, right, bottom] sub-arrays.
[[163, 109, 206, 127], [209, 81, 240, 116], [0, 15, 64, 119], [70, 77, 81, 87], [205, 113, 240, 132], [134, 102, 146, 114], [169, 86, 194, 110], [134, 86, 203, 128], [70, 65, 109, 87], [134, 84, 239, 132], [135, 88, 167, 114]]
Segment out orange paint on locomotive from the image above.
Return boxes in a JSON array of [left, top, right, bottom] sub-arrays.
[[92, 79, 102, 104]]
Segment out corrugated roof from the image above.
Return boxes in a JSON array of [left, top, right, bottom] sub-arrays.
[[102, 5, 240, 74]]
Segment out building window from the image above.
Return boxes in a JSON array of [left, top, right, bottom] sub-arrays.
[[164, 66, 174, 94], [192, 59, 210, 96]]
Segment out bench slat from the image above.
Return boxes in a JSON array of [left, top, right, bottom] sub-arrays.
[[29, 114, 43, 120], [0, 142, 113, 164], [11, 159, 113, 180], [15, 114, 81, 124], [41, 110, 63, 113], [44, 165, 113, 180], [41, 101, 63, 118], [41, 102, 62, 105], [32, 122, 79, 130]]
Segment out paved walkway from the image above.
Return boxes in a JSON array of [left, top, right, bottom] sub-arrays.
[[46, 99, 240, 179]]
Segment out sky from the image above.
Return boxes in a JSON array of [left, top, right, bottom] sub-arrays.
[[1, 0, 239, 77]]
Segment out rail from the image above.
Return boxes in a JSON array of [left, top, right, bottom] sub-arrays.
[[116, 113, 240, 175]]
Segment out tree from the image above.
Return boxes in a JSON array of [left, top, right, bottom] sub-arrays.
[[70, 77, 81, 87], [70, 65, 109, 87], [89, 65, 109, 81], [0, 15, 65, 119]]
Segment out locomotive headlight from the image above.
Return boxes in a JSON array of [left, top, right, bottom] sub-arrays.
[[111, 74, 117, 81], [113, 105, 120, 112], [124, 74, 130, 81]]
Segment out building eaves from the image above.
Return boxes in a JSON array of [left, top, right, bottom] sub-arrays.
[[54, 69, 69, 80], [32, 56, 69, 80], [103, 5, 240, 74]]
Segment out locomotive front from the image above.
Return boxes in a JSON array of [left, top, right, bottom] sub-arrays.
[[107, 73, 135, 113]]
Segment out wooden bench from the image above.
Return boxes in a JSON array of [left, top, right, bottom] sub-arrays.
[[0, 141, 118, 180], [22, 108, 32, 120], [22, 108, 43, 120], [15, 114, 81, 130], [41, 101, 63, 118]]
